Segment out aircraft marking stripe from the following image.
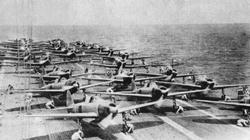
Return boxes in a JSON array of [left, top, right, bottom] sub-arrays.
[[177, 99, 250, 136], [157, 116, 203, 140]]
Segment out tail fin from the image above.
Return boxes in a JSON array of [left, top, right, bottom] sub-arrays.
[[66, 90, 74, 107]]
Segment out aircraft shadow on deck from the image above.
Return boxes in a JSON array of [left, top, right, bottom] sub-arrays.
[[137, 105, 210, 116], [190, 116, 238, 125], [81, 120, 164, 140], [218, 106, 243, 112], [34, 118, 164, 140]]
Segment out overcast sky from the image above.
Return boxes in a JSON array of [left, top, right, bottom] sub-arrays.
[[0, 0, 250, 25]]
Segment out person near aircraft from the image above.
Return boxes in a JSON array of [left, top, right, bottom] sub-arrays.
[[24, 93, 33, 114], [122, 112, 132, 122], [71, 129, 84, 140], [122, 120, 134, 134], [130, 109, 139, 116], [237, 117, 250, 127], [45, 100, 55, 109], [106, 87, 117, 103], [176, 105, 184, 114], [172, 97, 184, 114], [243, 86, 249, 95]]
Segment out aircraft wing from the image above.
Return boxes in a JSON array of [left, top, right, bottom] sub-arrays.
[[86, 91, 152, 98], [124, 64, 150, 68], [53, 60, 89, 65], [90, 63, 117, 68], [168, 89, 211, 96], [17, 75, 59, 79], [0, 64, 15, 67], [101, 56, 115, 60], [134, 73, 204, 78], [128, 56, 152, 60], [175, 74, 197, 78], [24, 62, 44, 66], [18, 86, 74, 93], [25, 112, 98, 118], [75, 54, 93, 57], [81, 77, 114, 82], [155, 81, 202, 89], [79, 80, 114, 90], [0, 56, 23, 61], [90, 63, 153, 69], [196, 100, 250, 107], [20, 89, 66, 93], [88, 89, 209, 99], [135, 75, 168, 82], [72, 72, 106, 77], [53, 54, 69, 57], [118, 99, 163, 113], [212, 84, 250, 90], [134, 72, 162, 77]]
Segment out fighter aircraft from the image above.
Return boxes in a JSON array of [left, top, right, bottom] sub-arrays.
[[79, 69, 168, 92], [99, 52, 151, 63], [155, 78, 250, 100], [90, 62, 153, 70], [85, 81, 209, 112], [78, 68, 201, 87], [9, 78, 114, 109], [25, 90, 166, 129], [196, 86, 250, 115], [0, 46, 41, 52], [2, 55, 89, 68], [0, 51, 46, 62], [16, 66, 74, 82], [52, 50, 96, 60], [13, 77, 112, 95]]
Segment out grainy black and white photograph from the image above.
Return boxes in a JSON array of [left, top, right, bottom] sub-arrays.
[[1, 0, 250, 140]]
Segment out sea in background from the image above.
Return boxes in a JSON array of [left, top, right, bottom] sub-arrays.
[[1, 24, 250, 85]]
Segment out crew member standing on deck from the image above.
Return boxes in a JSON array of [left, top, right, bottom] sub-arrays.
[[24, 93, 33, 114]]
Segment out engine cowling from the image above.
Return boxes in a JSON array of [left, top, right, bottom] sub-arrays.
[[98, 103, 118, 119], [151, 88, 163, 101], [195, 79, 215, 89]]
